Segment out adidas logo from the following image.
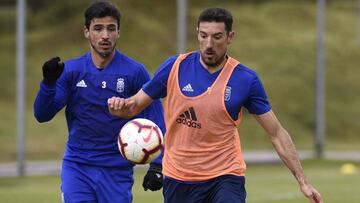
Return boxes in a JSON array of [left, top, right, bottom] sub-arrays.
[[182, 83, 194, 92], [176, 107, 202, 129], [76, 80, 87, 88]]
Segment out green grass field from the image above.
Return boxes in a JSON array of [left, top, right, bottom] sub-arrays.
[[0, 160, 359, 203]]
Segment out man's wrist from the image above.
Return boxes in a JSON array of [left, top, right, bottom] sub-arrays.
[[149, 163, 162, 173], [43, 77, 57, 85]]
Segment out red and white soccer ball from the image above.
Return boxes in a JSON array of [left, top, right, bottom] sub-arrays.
[[118, 118, 163, 164]]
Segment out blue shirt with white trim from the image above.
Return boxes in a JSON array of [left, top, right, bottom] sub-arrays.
[[34, 50, 166, 167], [143, 51, 271, 120]]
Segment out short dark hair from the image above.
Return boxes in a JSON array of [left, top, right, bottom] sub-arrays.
[[197, 8, 233, 33], [84, 0, 121, 29]]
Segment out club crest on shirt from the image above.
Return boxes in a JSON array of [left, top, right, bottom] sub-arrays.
[[116, 78, 124, 93], [225, 86, 232, 101]]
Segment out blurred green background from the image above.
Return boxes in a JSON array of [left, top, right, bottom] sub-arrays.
[[0, 0, 359, 202], [1, 0, 359, 162]]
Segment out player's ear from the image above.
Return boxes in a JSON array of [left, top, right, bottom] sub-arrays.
[[227, 31, 235, 44], [84, 26, 90, 39]]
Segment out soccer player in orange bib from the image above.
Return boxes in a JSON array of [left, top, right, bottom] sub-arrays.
[[108, 7, 322, 203]]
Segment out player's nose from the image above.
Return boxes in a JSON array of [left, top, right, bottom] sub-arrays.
[[205, 38, 214, 49], [101, 30, 110, 39]]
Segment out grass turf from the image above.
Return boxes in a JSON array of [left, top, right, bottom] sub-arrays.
[[0, 160, 359, 203]]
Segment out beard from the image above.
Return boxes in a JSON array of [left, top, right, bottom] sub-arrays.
[[201, 51, 226, 68], [90, 40, 116, 58]]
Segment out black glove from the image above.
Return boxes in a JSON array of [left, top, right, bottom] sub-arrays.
[[142, 163, 163, 191], [42, 57, 64, 85]]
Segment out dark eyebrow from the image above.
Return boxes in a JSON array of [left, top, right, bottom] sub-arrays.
[[93, 23, 117, 27], [199, 31, 224, 36], [93, 24, 104, 27]]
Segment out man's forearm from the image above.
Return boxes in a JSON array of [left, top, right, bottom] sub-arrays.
[[255, 111, 322, 202], [108, 90, 154, 118], [270, 127, 308, 186]]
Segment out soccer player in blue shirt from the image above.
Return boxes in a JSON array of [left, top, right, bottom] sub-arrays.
[[108, 7, 323, 203], [33, 1, 165, 202]]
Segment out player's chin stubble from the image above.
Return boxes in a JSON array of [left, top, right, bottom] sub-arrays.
[[201, 53, 226, 68]]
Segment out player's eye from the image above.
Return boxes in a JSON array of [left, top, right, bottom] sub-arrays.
[[213, 34, 223, 40], [107, 25, 117, 32], [93, 25, 103, 31]]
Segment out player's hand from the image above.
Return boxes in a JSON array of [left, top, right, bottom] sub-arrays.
[[300, 183, 323, 203], [108, 96, 136, 118], [42, 57, 64, 85], [142, 163, 163, 191]]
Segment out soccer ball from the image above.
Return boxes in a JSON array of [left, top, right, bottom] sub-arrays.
[[118, 118, 163, 164]]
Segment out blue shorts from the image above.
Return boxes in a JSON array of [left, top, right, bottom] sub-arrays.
[[61, 160, 134, 203], [163, 175, 246, 203]]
